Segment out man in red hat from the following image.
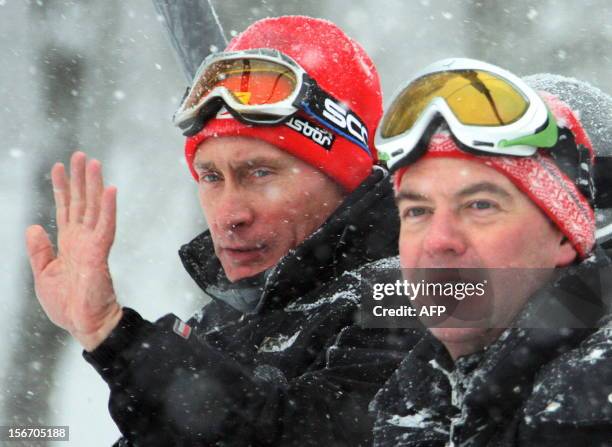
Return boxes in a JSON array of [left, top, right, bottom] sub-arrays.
[[26, 16, 419, 446], [371, 63, 612, 446]]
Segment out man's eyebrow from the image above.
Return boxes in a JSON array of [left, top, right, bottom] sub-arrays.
[[456, 182, 512, 199], [394, 190, 429, 205], [235, 157, 285, 168], [193, 161, 216, 171]]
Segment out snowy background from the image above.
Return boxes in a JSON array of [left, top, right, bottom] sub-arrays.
[[1, 0, 611, 445]]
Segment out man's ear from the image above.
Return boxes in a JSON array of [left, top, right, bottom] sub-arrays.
[[556, 236, 578, 267]]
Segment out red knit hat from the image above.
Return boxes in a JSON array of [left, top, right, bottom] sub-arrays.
[[184, 16, 382, 192], [394, 93, 596, 259]]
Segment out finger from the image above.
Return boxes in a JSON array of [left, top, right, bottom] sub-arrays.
[[51, 162, 70, 228], [25, 225, 56, 277], [69, 151, 87, 223], [83, 159, 104, 229], [96, 186, 117, 248]]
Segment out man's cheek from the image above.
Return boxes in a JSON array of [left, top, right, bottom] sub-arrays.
[[260, 183, 288, 204], [480, 227, 530, 267], [398, 234, 418, 268]]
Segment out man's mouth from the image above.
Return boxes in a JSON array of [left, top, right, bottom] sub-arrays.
[[221, 244, 268, 264]]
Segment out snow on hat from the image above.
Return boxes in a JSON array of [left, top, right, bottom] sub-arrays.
[[525, 74, 612, 232], [394, 93, 597, 259], [184, 16, 383, 192], [524, 74, 612, 158]]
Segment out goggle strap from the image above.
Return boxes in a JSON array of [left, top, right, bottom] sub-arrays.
[[575, 143, 596, 205], [594, 156, 612, 208], [299, 76, 372, 156], [542, 127, 596, 206], [499, 111, 559, 149]]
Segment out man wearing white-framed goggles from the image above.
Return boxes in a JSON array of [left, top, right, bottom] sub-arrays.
[[173, 48, 371, 154], [371, 67, 612, 447]]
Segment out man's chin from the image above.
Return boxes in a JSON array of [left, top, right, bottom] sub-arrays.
[[218, 247, 277, 282], [221, 258, 276, 283], [429, 327, 490, 345], [429, 326, 504, 359], [224, 266, 265, 283]]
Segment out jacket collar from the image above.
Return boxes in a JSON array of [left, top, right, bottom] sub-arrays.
[[179, 166, 400, 314]]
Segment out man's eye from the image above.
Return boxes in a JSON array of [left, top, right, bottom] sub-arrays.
[[403, 207, 428, 218], [468, 200, 496, 210], [199, 172, 221, 183], [252, 168, 272, 178]]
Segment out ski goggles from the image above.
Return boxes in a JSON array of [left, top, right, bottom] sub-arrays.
[[376, 58, 560, 172], [173, 48, 371, 154]]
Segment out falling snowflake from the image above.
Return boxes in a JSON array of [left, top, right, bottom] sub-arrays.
[[544, 401, 561, 412], [527, 8, 538, 21], [9, 148, 23, 159]]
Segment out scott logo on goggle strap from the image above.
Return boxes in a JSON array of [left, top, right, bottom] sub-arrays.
[[285, 117, 335, 150], [322, 98, 369, 148]]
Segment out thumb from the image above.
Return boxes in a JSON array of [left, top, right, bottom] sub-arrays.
[[25, 225, 55, 277]]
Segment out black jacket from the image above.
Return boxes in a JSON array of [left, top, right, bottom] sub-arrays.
[[371, 247, 612, 447], [84, 168, 422, 446]]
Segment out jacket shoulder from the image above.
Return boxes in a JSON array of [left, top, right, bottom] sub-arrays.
[[523, 321, 612, 427], [283, 256, 401, 314]]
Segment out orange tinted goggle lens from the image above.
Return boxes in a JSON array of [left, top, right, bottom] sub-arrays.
[[380, 70, 529, 138], [186, 59, 298, 109]]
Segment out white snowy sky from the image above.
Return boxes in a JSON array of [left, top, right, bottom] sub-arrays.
[[1, 0, 611, 445]]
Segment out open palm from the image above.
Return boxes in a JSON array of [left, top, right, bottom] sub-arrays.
[[26, 152, 123, 351]]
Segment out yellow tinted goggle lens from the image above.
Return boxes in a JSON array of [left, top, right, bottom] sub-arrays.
[[186, 59, 298, 109], [381, 70, 529, 138]]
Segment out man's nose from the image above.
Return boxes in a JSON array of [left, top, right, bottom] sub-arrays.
[[422, 209, 468, 258], [214, 186, 255, 232]]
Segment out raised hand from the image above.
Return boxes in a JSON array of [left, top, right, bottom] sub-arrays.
[[26, 151, 123, 352]]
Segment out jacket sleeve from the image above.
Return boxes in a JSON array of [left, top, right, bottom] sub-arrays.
[[84, 308, 418, 446], [84, 307, 279, 445]]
